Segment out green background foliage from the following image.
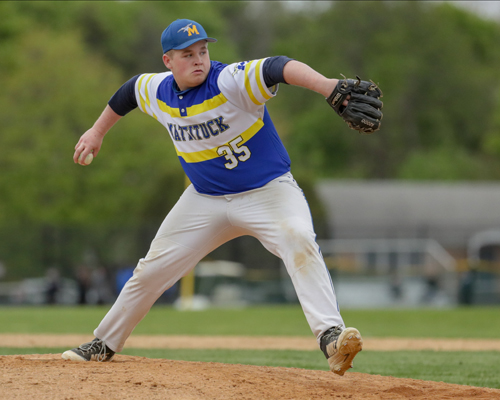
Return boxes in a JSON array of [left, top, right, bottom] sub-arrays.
[[2, 1, 500, 278]]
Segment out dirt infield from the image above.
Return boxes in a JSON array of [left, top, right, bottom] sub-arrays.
[[1, 335, 500, 399]]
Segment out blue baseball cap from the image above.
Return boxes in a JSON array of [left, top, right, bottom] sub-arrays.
[[161, 19, 217, 54]]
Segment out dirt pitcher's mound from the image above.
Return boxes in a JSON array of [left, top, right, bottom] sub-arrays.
[[1, 354, 499, 400]]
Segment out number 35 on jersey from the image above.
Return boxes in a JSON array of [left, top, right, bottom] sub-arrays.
[[217, 136, 251, 170]]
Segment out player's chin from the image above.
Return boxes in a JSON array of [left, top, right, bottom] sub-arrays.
[[190, 73, 208, 86]]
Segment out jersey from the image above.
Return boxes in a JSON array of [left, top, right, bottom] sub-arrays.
[[134, 60, 291, 195]]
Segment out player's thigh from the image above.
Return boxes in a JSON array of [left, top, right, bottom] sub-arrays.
[[234, 173, 317, 254], [134, 187, 245, 291]]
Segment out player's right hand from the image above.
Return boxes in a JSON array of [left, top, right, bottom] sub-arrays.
[[73, 127, 104, 164]]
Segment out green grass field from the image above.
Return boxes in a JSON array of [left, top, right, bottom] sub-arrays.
[[1, 305, 499, 389]]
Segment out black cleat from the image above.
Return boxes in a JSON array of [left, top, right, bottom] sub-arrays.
[[61, 338, 115, 362]]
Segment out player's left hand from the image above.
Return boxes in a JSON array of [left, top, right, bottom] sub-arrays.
[[326, 75, 383, 134]]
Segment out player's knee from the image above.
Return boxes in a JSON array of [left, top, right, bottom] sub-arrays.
[[128, 259, 166, 292], [145, 235, 173, 260], [277, 218, 322, 269]]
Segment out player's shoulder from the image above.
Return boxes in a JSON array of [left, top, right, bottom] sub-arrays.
[[210, 60, 228, 72], [152, 71, 174, 85], [217, 58, 276, 108], [206, 60, 228, 82], [212, 59, 267, 79], [218, 58, 270, 80], [135, 72, 173, 108], [135, 71, 172, 89], [136, 71, 172, 81]]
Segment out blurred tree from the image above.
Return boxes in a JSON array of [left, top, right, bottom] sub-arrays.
[[269, 1, 500, 179], [0, 29, 182, 226], [397, 147, 500, 180], [0, 23, 184, 276], [3, 1, 500, 279]]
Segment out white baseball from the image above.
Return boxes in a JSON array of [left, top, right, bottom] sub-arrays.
[[79, 152, 94, 166]]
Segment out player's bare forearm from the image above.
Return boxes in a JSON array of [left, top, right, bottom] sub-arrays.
[[73, 105, 122, 164], [283, 60, 338, 98], [92, 105, 122, 139]]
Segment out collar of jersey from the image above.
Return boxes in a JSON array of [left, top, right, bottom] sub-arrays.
[[172, 80, 193, 95]]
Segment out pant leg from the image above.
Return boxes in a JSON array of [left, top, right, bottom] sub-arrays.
[[227, 173, 344, 341], [94, 185, 243, 352]]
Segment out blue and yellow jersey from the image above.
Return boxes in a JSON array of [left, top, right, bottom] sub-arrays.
[[134, 60, 291, 195]]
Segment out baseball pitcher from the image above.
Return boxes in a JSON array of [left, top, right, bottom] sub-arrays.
[[63, 19, 383, 376]]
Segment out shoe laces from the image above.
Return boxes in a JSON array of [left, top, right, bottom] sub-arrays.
[[320, 325, 343, 358], [80, 338, 109, 362]]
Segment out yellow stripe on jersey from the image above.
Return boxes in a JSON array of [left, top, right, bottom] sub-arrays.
[[255, 59, 272, 101], [138, 74, 158, 120], [157, 100, 182, 118], [185, 92, 228, 117], [137, 74, 148, 113], [176, 118, 264, 163], [157, 92, 228, 118], [244, 61, 262, 106]]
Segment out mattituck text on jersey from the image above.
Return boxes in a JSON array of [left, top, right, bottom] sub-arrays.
[[167, 116, 230, 142]]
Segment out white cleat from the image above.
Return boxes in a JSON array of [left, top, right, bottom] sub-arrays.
[[320, 326, 363, 376]]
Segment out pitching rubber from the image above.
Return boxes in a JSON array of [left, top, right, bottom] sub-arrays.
[[327, 327, 363, 376]]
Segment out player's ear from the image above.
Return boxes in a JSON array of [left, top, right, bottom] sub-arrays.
[[163, 52, 173, 70]]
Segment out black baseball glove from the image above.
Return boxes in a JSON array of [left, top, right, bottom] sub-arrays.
[[326, 75, 383, 134]]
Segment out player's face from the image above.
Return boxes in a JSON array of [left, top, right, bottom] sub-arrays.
[[163, 40, 210, 91]]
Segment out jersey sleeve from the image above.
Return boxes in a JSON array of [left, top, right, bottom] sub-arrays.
[[108, 75, 139, 116], [262, 56, 294, 87], [217, 58, 278, 112], [134, 72, 172, 121]]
